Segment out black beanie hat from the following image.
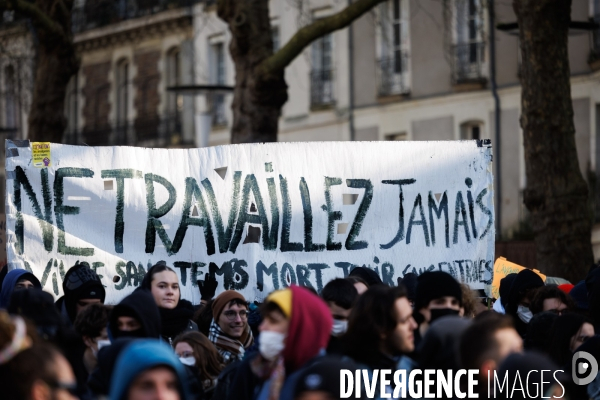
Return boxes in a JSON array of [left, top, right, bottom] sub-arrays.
[[415, 271, 462, 310], [349, 266, 383, 286], [398, 272, 418, 301], [63, 264, 105, 322]]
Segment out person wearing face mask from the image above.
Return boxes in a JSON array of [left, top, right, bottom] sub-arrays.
[[209, 290, 254, 364], [55, 263, 106, 327], [109, 289, 161, 340], [0, 269, 41, 309], [227, 285, 332, 400], [320, 278, 358, 355], [73, 303, 112, 374], [140, 263, 198, 346], [413, 271, 463, 346], [504, 269, 544, 337], [174, 331, 225, 399]]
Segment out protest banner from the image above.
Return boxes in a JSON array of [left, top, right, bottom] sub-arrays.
[[5, 140, 495, 304], [490, 257, 546, 299]]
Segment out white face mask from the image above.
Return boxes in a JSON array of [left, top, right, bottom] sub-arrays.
[[97, 339, 111, 350], [517, 305, 533, 323], [179, 356, 196, 367], [93, 339, 111, 357], [331, 319, 348, 337], [259, 331, 286, 360]]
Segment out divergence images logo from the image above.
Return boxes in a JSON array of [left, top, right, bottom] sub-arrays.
[[572, 351, 598, 385]]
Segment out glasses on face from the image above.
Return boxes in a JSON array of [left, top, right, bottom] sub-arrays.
[[45, 380, 78, 397], [223, 310, 248, 321]]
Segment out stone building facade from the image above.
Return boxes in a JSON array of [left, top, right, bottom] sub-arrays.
[[2, 0, 600, 257]]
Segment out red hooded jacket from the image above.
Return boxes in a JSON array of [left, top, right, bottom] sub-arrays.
[[281, 285, 332, 372]]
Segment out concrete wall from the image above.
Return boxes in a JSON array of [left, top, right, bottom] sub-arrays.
[[497, 108, 521, 235], [573, 97, 591, 175], [409, 0, 451, 97], [352, 11, 377, 108], [411, 116, 454, 140], [494, 1, 519, 87]]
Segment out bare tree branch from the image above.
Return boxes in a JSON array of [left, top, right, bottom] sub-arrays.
[[1, 0, 67, 40], [259, 0, 386, 75]]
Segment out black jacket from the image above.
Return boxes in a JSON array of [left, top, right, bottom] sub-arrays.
[[109, 289, 161, 339], [158, 298, 199, 346]]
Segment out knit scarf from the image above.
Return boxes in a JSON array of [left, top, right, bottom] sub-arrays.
[[208, 319, 254, 364], [159, 299, 194, 338]]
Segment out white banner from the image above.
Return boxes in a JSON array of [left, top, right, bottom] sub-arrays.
[[5, 140, 495, 304]]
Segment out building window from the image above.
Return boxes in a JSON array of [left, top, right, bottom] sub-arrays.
[[453, 0, 485, 84], [385, 132, 407, 141], [310, 33, 334, 107], [378, 0, 410, 96], [4, 65, 17, 131], [166, 47, 182, 138], [209, 42, 227, 127], [460, 121, 482, 140], [592, 0, 600, 60], [115, 59, 129, 142]]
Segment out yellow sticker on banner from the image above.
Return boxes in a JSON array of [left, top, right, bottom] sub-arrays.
[[32, 142, 51, 168]]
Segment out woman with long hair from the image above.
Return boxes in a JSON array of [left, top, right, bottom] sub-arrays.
[[174, 331, 224, 399], [140, 262, 198, 346]]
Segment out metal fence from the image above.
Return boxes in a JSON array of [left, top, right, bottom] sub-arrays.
[[592, 13, 600, 61], [451, 42, 486, 84], [377, 54, 410, 96], [209, 94, 227, 127], [310, 69, 335, 107]]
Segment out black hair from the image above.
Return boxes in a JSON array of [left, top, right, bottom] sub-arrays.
[[346, 276, 369, 288], [140, 262, 177, 291], [530, 285, 575, 315], [74, 303, 112, 338], [342, 285, 407, 367], [321, 278, 358, 310], [549, 313, 594, 366], [459, 311, 515, 370], [0, 344, 63, 400], [260, 300, 286, 318]]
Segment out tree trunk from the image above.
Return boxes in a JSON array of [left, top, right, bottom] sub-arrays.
[[217, 0, 287, 144], [514, 0, 594, 282], [27, 0, 78, 143]]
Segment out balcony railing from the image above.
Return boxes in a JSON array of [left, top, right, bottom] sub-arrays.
[[377, 54, 410, 97], [310, 69, 335, 107], [64, 113, 189, 147], [592, 14, 600, 62], [72, 0, 200, 33], [209, 94, 227, 127], [451, 42, 486, 84]]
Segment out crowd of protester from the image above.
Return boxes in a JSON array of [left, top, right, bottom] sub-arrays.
[[0, 260, 600, 400]]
